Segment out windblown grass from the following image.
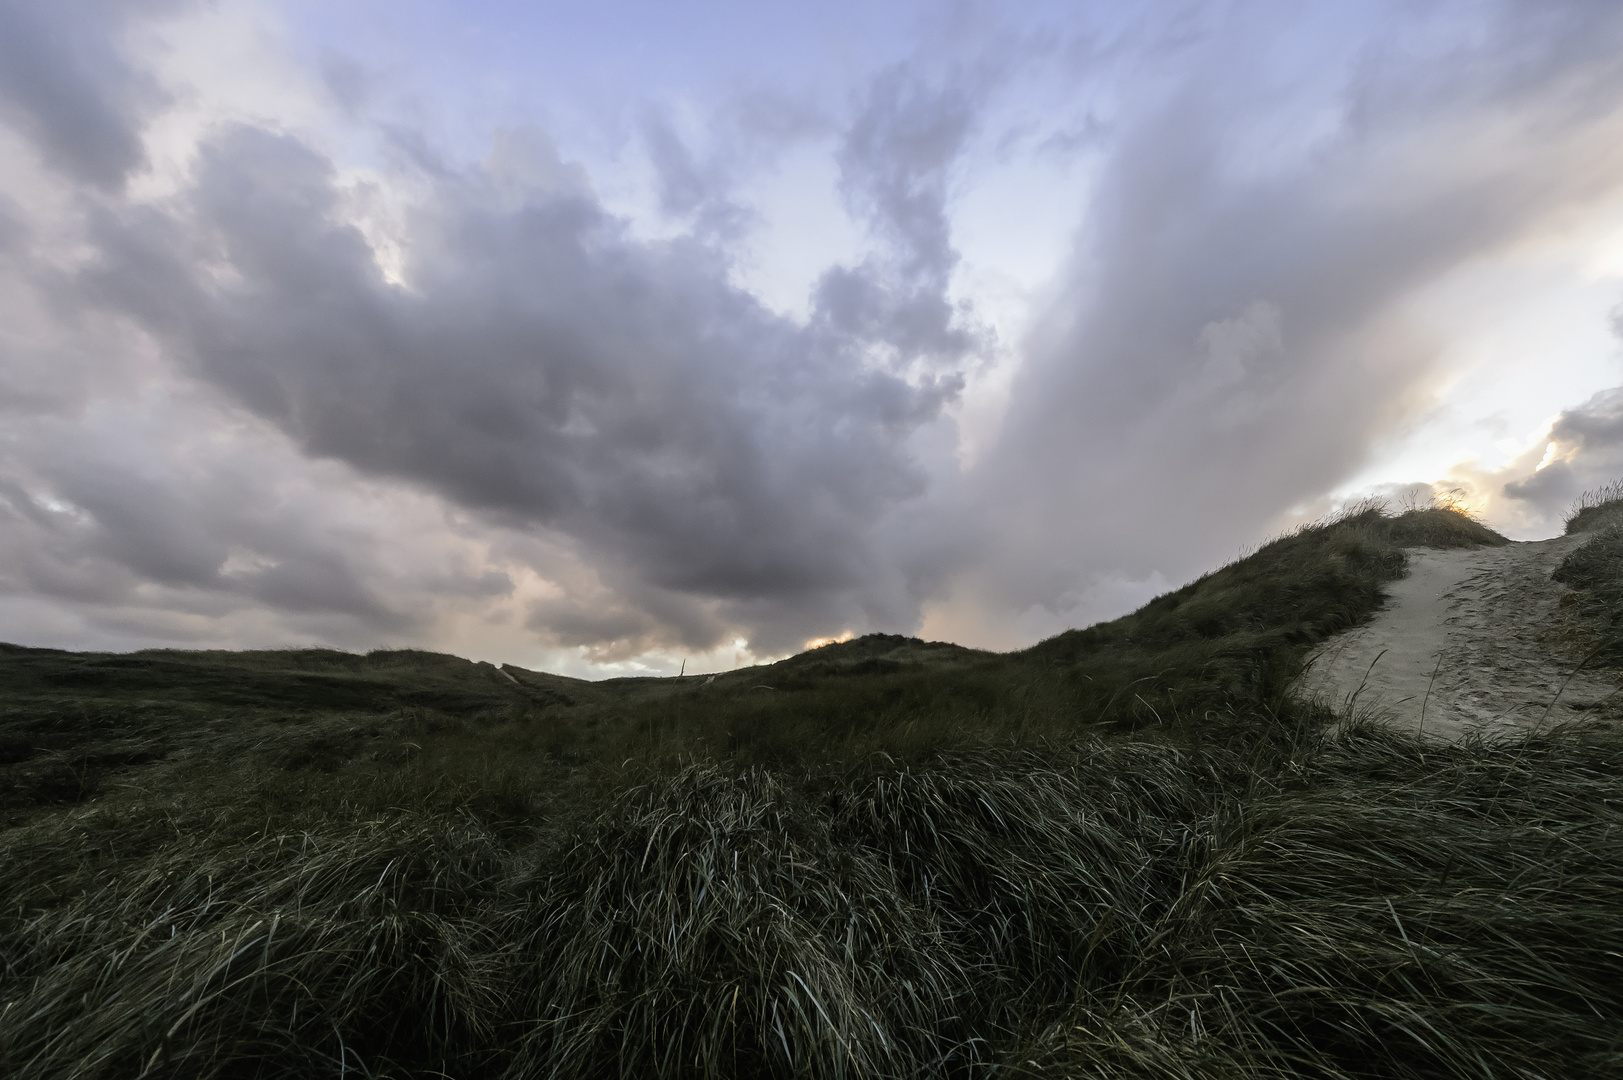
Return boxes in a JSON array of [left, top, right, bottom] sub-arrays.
[[5, 501, 1620, 1078], [1554, 489, 1623, 669], [1564, 480, 1623, 535], [0, 505, 1504, 806], [1023, 504, 1505, 735], [1020, 724, 1623, 1079], [5, 724, 1618, 1078], [0, 740, 1223, 1078]]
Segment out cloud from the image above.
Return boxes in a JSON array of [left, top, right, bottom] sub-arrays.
[[4, 0, 1623, 667], [0, 397, 406, 624], [1460, 386, 1623, 534], [813, 68, 991, 373], [942, 0, 1623, 643], [638, 110, 755, 242], [61, 112, 971, 656], [0, 0, 186, 189]]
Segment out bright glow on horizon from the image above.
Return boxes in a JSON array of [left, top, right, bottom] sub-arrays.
[[803, 631, 856, 652]]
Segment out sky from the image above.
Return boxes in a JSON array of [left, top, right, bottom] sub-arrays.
[[3, 0, 1623, 677]]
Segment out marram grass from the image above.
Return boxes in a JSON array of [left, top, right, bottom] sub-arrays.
[[1019, 725, 1623, 1079], [4, 725, 1621, 1078], [3, 501, 1621, 1077]]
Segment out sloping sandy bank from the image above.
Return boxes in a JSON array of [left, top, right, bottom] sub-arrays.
[[1301, 534, 1621, 740]]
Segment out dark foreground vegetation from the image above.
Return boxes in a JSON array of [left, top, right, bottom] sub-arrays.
[[2, 504, 1620, 1078]]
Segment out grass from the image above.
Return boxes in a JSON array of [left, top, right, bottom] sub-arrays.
[[1563, 480, 1623, 536], [1020, 724, 1623, 1079], [3, 501, 1620, 1078], [1552, 485, 1623, 669]]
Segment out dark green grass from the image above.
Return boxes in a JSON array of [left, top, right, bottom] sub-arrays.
[[5, 725, 1618, 1079], [0, 504, 1505, 809], [1553, 489, 1623, 669], [7, 502, 1620, 1078], [1019, 724, 1623, 1079], [1021, 505, 1506, 733]]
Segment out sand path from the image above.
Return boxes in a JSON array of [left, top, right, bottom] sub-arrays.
[[1301, 534, 1621, 740]]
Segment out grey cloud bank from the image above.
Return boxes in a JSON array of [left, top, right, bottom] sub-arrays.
[[2, 1, 1623, 670], [963, 2, 1623, 631], [0, 0, 182, 189]]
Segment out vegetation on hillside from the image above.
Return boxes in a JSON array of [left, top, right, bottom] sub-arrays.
[[1554, 483, 1623, 670], [2, 501, 1619, 1079], [1562, 479, 1623, 536]]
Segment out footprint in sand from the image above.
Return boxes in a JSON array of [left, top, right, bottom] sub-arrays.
[[1300, 533, 1622, 741]]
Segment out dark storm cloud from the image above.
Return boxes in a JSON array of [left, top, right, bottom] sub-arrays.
[[5, 0, 1623, 662], [961, 0, 1623, 628], [0, 416, 409, 627], [1500, 388, 1623, 519], [0, 0, 184, 188], [1501, 460, 1581, 515], [75, 119, 967, 653], [525, 573, 736, 662], [1548, 391, 1623, 457]]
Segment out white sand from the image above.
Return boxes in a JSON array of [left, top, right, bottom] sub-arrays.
[[1300, 535, 1620, 740]]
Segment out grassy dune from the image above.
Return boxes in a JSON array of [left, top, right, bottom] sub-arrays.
[[2, 504, 1619, 1078]]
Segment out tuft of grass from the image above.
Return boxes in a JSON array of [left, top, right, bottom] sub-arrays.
[[0, 505, 1507, 801], [5, 725, 1620, 1078], [1565, 481, 1623, 535], [1553, 525, 1623, 598], [1018, 723, 1623, 1079], [13, 500, 1622, 1080], [0, 740, 1229, 1078], [1023, 504, 1506, 736], [1553, 493, 1623, 669], [0, 809, 512, 1079]]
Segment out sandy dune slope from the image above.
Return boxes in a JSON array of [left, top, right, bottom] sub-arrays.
[[1301, 534, 1621, 740]]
